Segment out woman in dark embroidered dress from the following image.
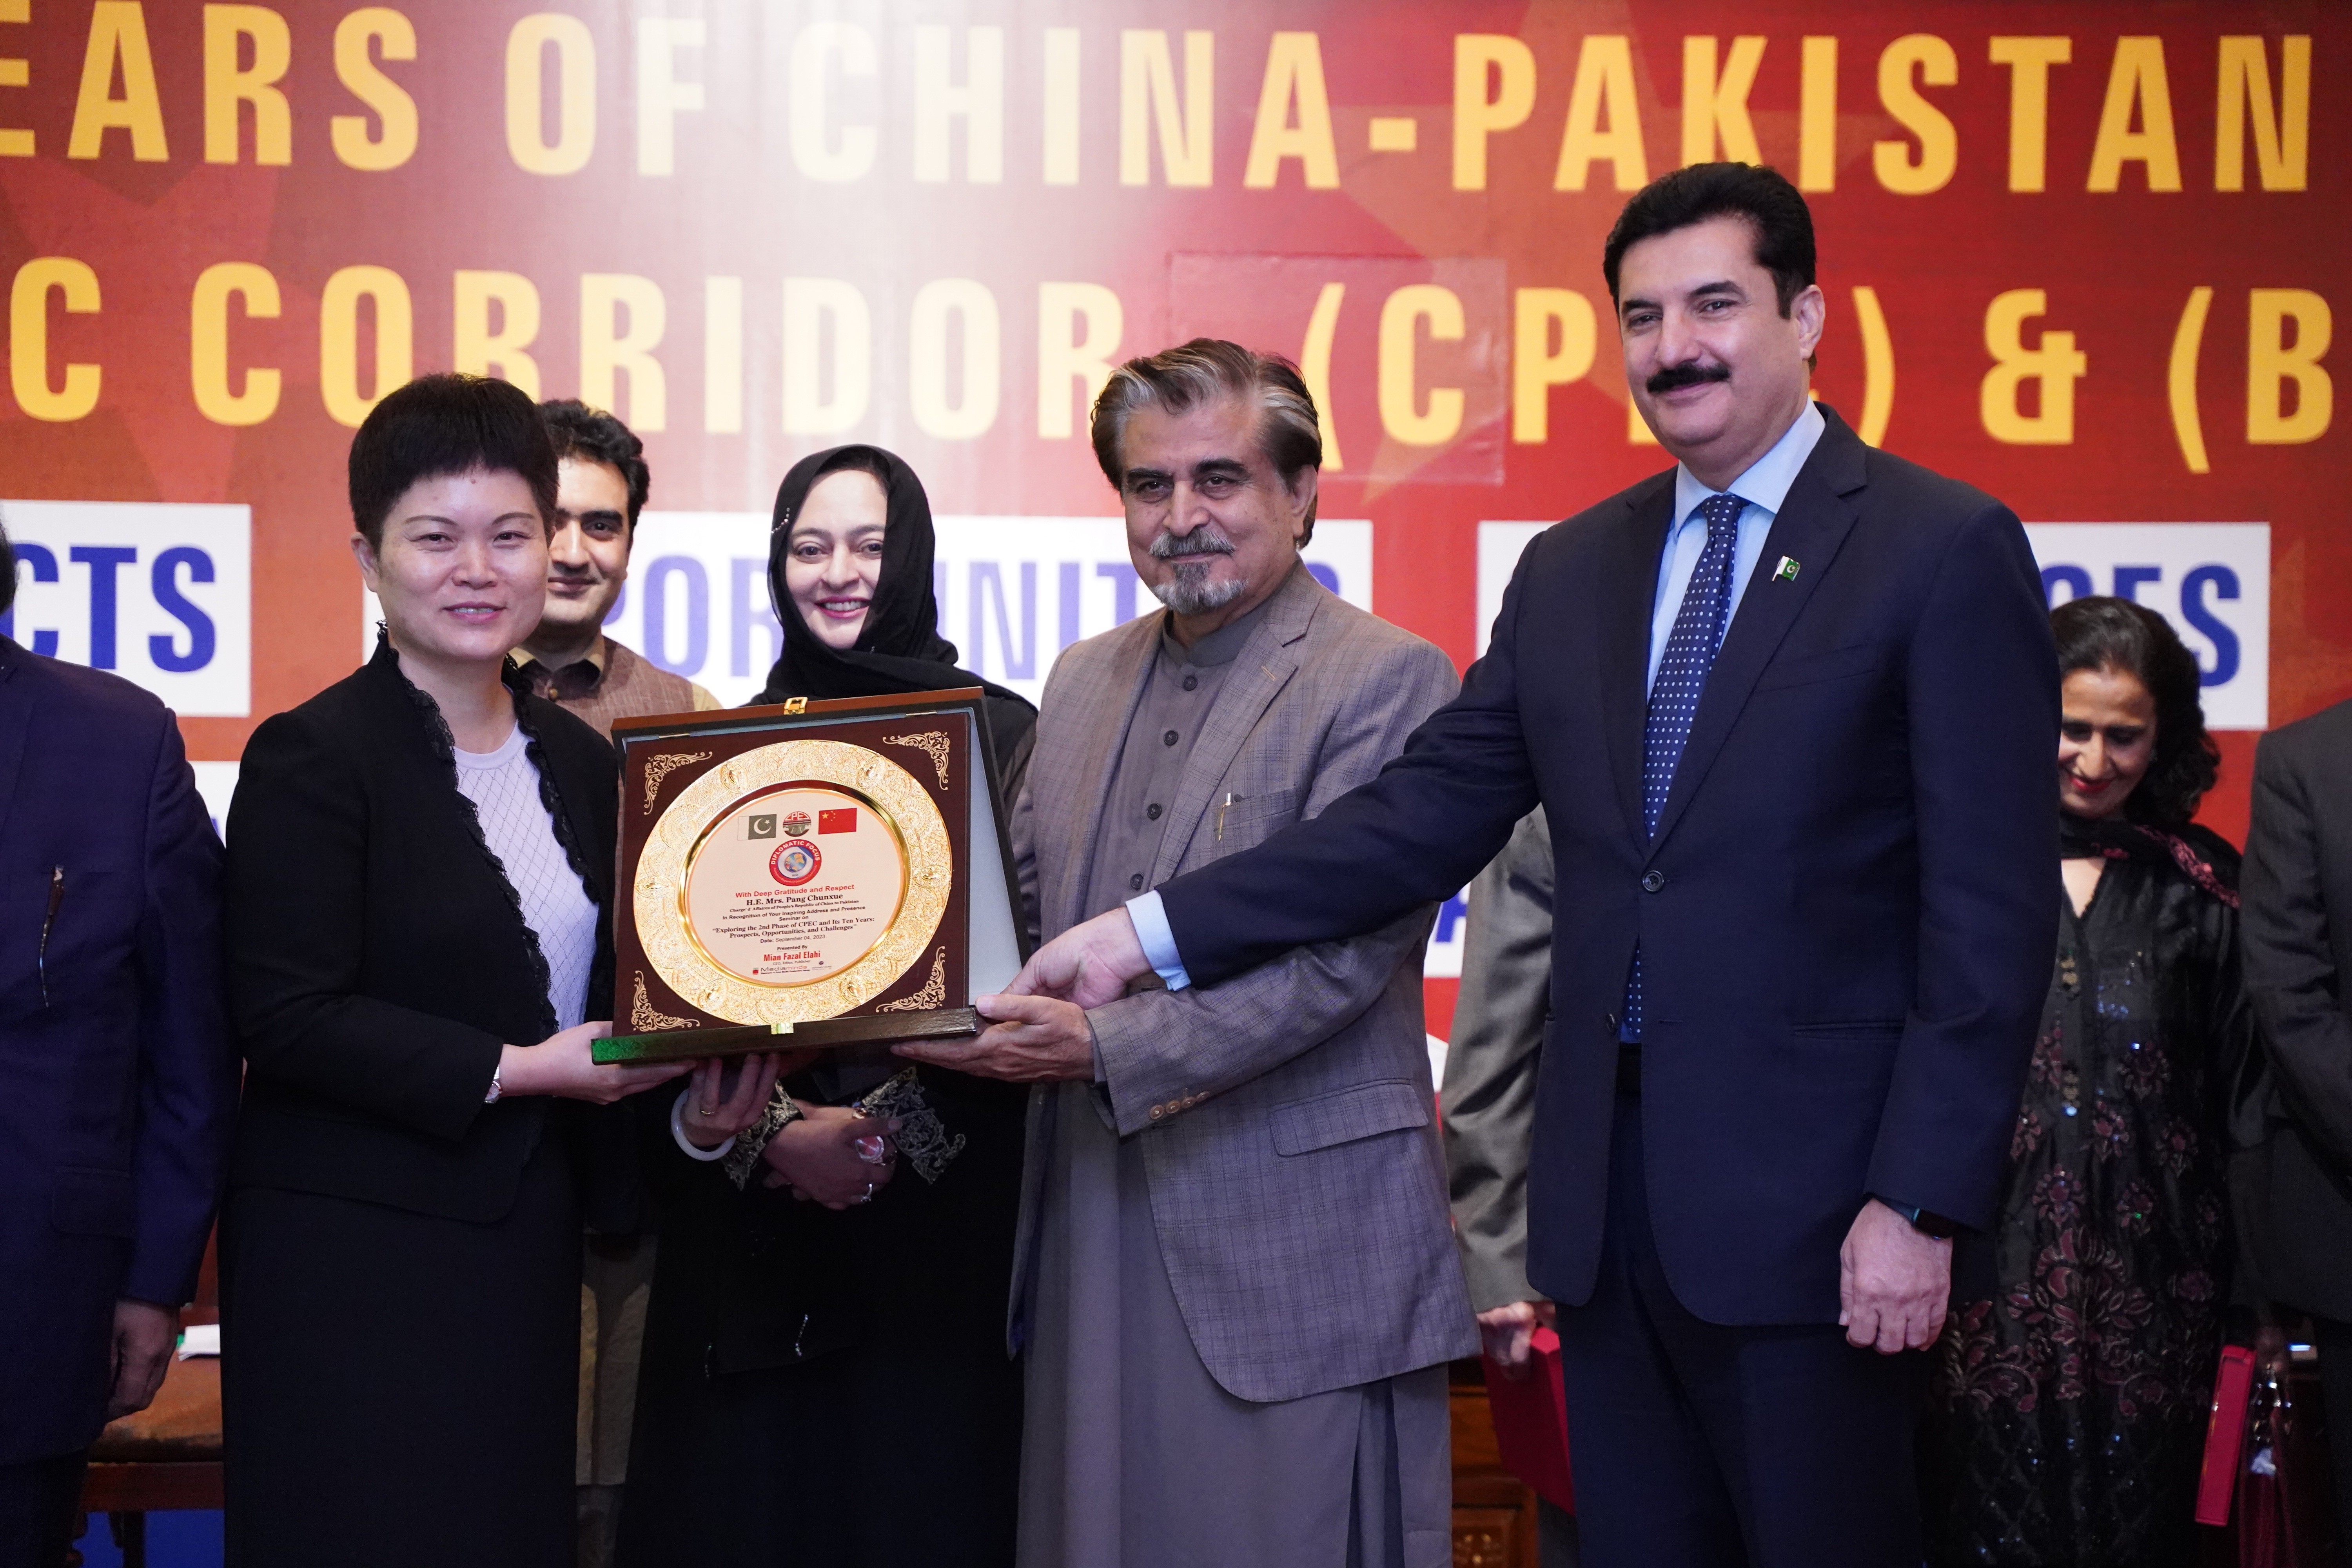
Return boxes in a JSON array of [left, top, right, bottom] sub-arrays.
[[1922, 596, 2258, 1567], [619, 447, 1036, 1568]]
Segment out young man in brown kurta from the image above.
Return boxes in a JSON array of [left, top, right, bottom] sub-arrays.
[[518, 400, 715, 1568]]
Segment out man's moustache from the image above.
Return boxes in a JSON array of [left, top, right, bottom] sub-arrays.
[[1646, 362, 1732, 395], [1150, 528, 1236, 560]]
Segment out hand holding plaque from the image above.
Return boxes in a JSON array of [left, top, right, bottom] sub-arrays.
[[596, 690, 1026, 1065]]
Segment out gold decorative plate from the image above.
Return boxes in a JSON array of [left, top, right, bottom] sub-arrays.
[[633, 739, 950, 1025]]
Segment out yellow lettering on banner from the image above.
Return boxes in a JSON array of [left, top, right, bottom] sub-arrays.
[[1037, 281, 1122, 440], [0, 0, 36, 158], [1681, 36, 1764, 167], [1873, 35, 1956, 195], [191, 261, 280, 426], [2247, 289, 2332, 445], [1797, 37, 1836, 191], [1243, 33, 1337, 189], [204, 6, 291, 165], [909, 279, 1000, 440], [1628, 397, 1658, 445], [1553, 35, 1645, 192], [2087, 38, 2180, 192], [1300, 282, 1343, 468], [1511, 289, 1596, 444], [2216, 36, 2309, 192], [2167, 285, 2213, 474], [1980, 289, 2087, 444], [1377, 284, 1464, 447], [1453, 34, 1533, 191], [637, 19, 704, 179], [1121, 30, 1211, 187], [782, 277, 870, 435], [1041, 29, 1079, 185], [915, 27, 1004, 184], [506, 14, 594, 176], [9, 258, 100, 421], [1988, 37, 2069, 192], [69, 3, 167, 161], [790, 23, 876, 183], [1850, 285, 1896, 447], [319, 265, 410, 427], [705, 276, 742, 436], [453, 270, 542, 398], [581, 274, 665, 432], [332, 8, 417, 171]]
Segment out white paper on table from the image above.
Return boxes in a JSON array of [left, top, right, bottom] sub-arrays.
[[176, 1323, 221, 1359]]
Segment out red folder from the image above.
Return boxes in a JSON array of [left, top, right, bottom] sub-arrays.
[[2196, 1343, 2257, 1526], [1483, 1325, 1576, 1512]]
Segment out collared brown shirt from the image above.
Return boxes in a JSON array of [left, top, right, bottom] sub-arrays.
[[510, 636, 721, 742]]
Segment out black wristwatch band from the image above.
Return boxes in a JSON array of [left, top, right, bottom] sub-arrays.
[[1877, 1196, 1959, 1239]]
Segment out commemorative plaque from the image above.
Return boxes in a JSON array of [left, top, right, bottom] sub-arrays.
[[595, 688, 1026, 1064]]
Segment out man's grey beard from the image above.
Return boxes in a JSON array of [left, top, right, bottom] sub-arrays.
[[1145, 525, 1247, 616], [1148, 564, 1250, 617]]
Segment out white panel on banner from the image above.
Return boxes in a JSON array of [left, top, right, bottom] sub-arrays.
[[1476, 521, 1553, 658], [2025, 524, 2269, 731], [1483, 519, 2270, 731], [367, 518, 1379, 709], [1423, 890, 1468, 979], [2, 501, 251, 716], [191, 760, 241, 841]]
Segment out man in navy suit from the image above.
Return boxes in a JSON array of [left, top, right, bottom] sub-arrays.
[[0, 519, 238, 1566], [1009, 164, 2058, 1566]]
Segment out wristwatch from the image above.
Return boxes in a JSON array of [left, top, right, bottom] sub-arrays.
[[1878, 1196, 1958, 1239]]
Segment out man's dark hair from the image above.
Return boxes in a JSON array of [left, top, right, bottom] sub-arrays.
[[540, 399, 651, 526], [348, 374, 559, 547], [1089, 338, 1324, 543], [1602, 162, 1817, 315], [2051, 595, 2221, 826], [0, 513, 15, 620]]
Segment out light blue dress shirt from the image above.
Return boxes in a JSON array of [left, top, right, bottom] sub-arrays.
[[1130, 401, 1830, 992]]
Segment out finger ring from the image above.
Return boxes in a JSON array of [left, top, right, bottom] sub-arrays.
[[860, 1181, 876, 1203], [853, 1134, 890, 1164]]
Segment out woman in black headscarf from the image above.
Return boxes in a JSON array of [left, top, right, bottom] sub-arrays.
[[617, 447, 1033, 1568]]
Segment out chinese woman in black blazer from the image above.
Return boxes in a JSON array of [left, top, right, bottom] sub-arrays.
[[215, 377, 773, 1568]]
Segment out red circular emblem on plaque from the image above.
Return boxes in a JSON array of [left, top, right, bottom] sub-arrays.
[[769, 840, 821, 887]]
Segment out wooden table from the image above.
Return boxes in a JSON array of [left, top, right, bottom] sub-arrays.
[[75, 1355, 222, 1567]]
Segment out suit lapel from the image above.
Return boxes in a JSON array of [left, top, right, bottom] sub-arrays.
[[1056, 619, 1158, 935], [1601, 479, 1675, 852], [1646, 411, 1870, 852], [0, 641, 31, 848], [1151, 569, 1314, 882]]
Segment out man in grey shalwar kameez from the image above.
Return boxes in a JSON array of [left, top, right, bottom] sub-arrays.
[[901, 340, 1476, 1566]]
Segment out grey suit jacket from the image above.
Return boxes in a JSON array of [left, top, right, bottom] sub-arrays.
[[1009, 564, 1478, 1402], [1441, 808, 1554, 1314]]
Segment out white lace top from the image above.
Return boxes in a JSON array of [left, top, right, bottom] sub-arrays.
[[450, 723, 598, 1033]]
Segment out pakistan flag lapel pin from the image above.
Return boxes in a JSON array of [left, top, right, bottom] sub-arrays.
[[1773, 555, 1801, 583]]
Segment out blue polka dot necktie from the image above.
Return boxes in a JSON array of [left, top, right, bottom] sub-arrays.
[[1621, 492, 1747, 1044]]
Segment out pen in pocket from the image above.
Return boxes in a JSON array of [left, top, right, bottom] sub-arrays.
[[38, 866, 63, 1009]]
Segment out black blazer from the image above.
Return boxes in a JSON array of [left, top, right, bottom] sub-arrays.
[[224, 641, 621, 1224], [1157, 407, 2060, 1326], [2241, 697, 2352, 1318]]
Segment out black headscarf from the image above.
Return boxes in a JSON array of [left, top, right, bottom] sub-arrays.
[[755, 445, 1036, 785]]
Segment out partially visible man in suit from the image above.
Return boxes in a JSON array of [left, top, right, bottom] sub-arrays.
[[1443, 809, 1578, 1567], [0, 519, 238, 1566], [2241, 697, 2352, 1548], [1013, 165, 2058, 1567], [899, 339, 1475, 1568]]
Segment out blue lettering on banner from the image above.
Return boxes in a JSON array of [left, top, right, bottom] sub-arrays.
[[2023, 523, 2269, 729], [642, 555, 710, 676], [970, 561, 1037, 681], [149, 548, 217, 673], [4, 501, 251, 715], [731, 558, 782, 679]]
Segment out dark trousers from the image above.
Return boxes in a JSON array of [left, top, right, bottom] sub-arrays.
[[0, 1451, 85, 1568], [2322, 1316, 2352, 1555], [1551, 1093, 1921, 1568]]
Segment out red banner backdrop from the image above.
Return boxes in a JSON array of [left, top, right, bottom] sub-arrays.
[[0, 2, 2340, 1029]]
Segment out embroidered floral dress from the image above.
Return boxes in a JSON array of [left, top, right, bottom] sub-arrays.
[[1922, 818, 2255, 1568]]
